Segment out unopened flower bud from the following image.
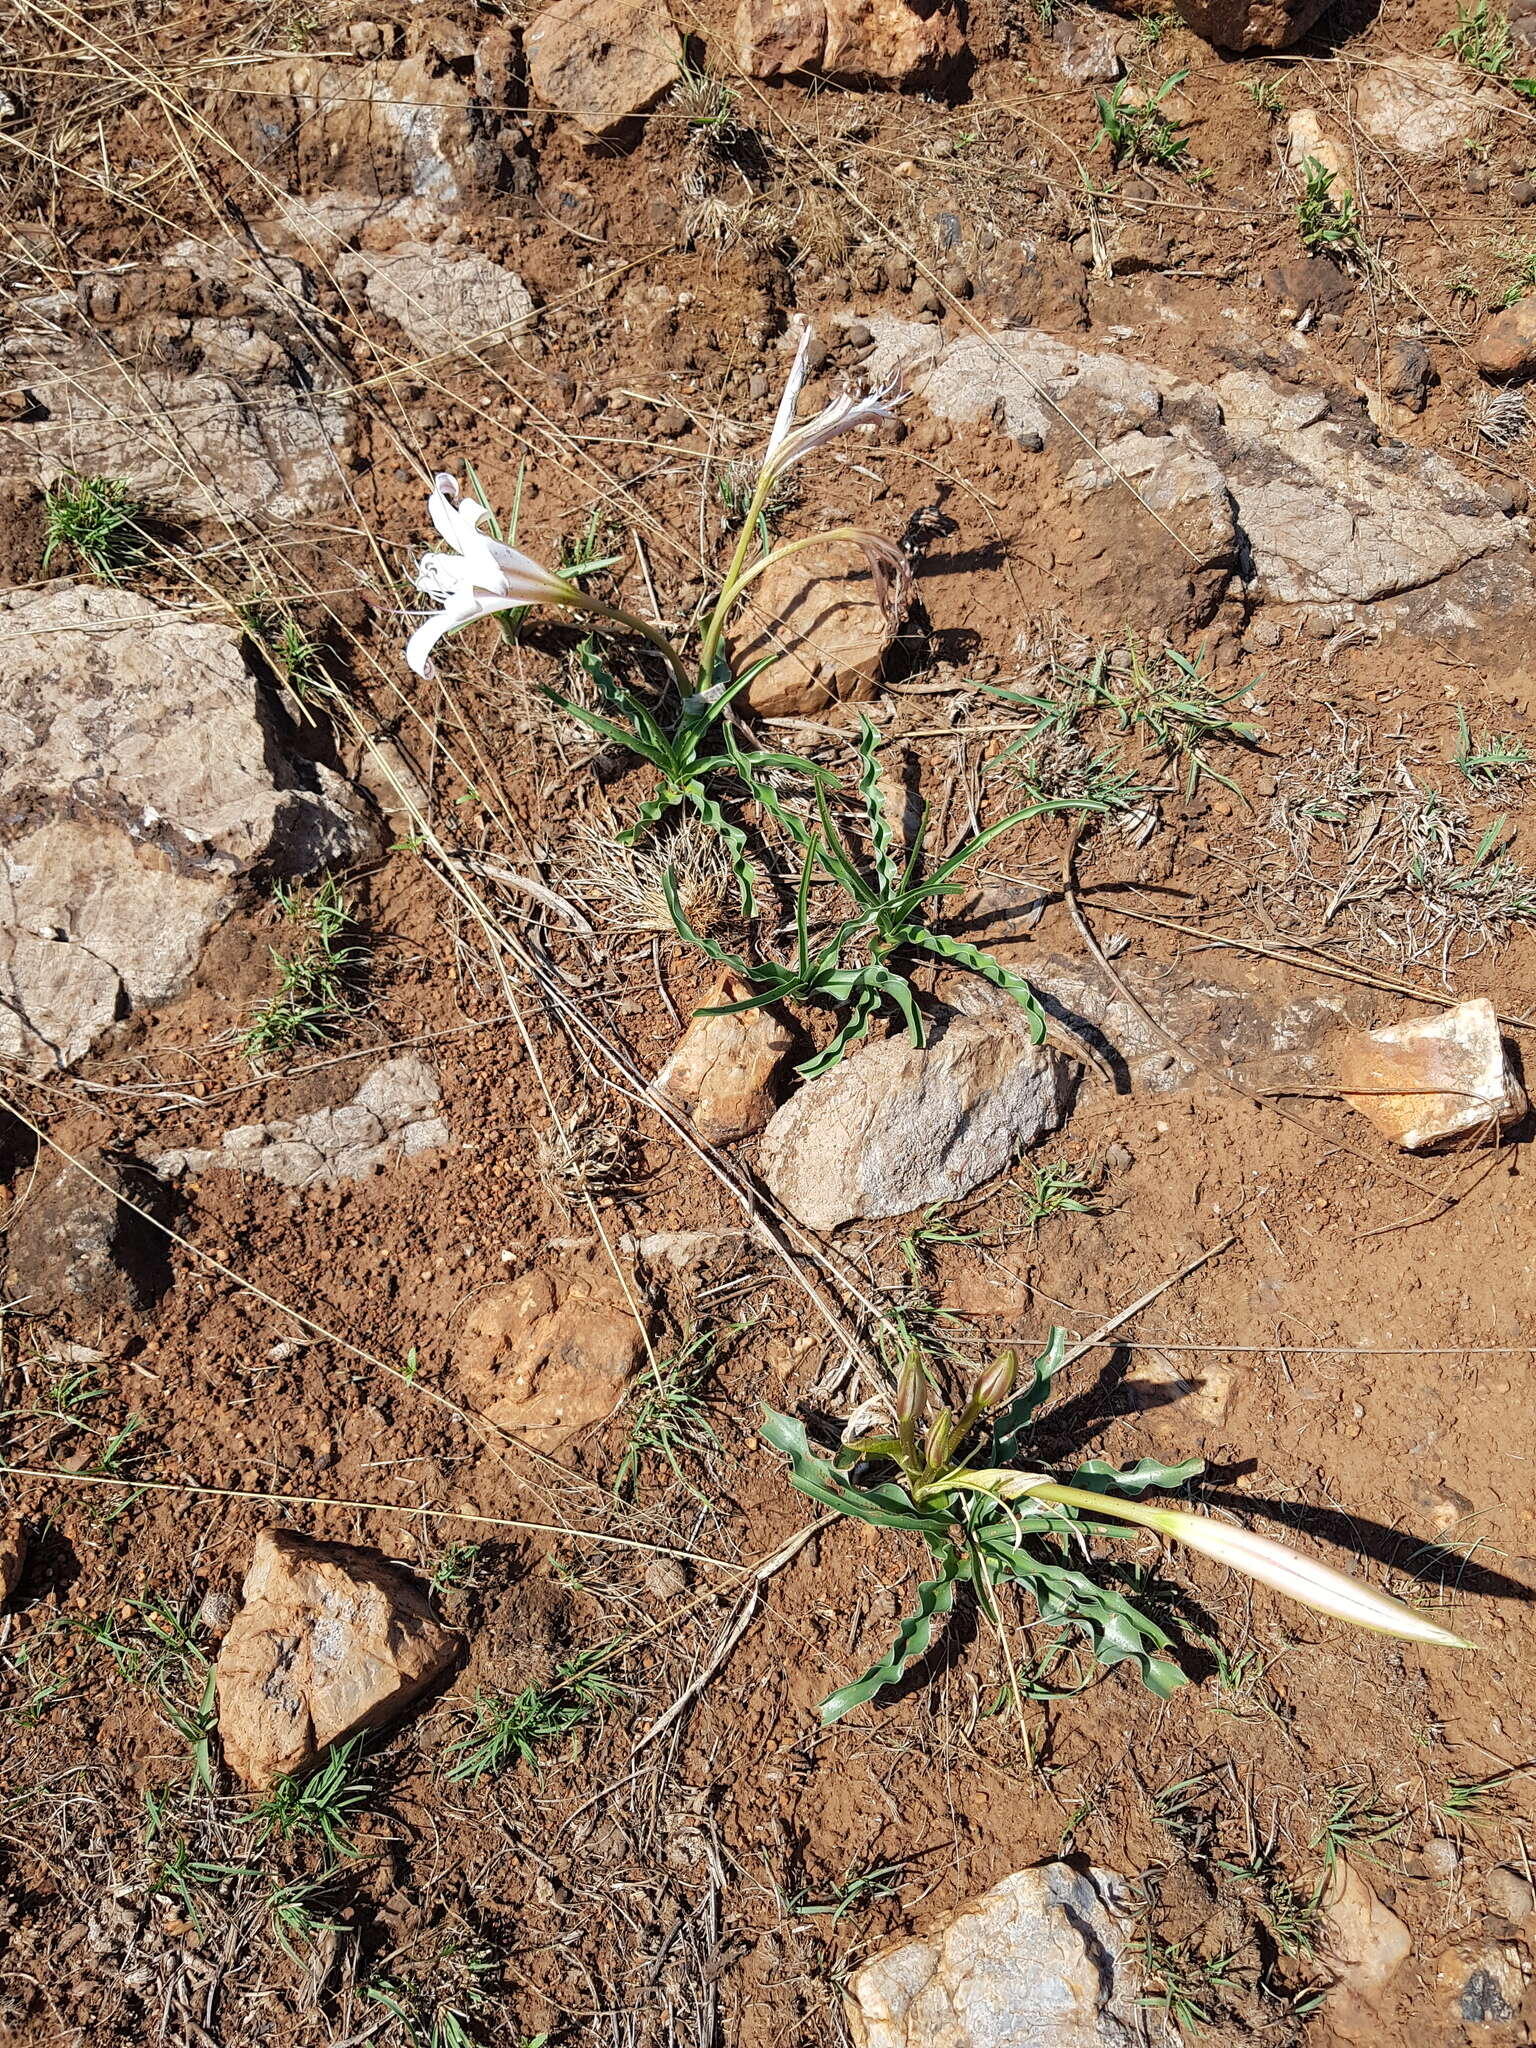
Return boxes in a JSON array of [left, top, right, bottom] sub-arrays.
[[973, 1349, 1019, 1413]]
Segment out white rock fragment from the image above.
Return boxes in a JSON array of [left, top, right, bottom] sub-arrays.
[[1335, 997, 1525, 1150], [846, 1862, 1175, 2048], [153, 1057, 450, 1186]]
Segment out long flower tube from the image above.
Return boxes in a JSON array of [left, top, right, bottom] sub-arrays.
[[1019, 1480, 1470, 1650]]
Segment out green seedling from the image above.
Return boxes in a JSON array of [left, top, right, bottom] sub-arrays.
[[1093, 72, 1193, 171], [1019, 1160, 1097, 1231], [445, 1646, 624, 1782], [669, 713, 1093, 1076], [898, 1205, 979, 1284], [1138, 1931, 1238, 2035], [70, 1593, 215, 1785], [786, 1858, 906, 1926], [1245, 77, 1286, 113], [1295, 157, 1362, 260], [671, 46, 738, 130], [1311, 1782, 1406, 1870], [1453, 708, 1531, 788], [1441, 0, 1536, 95], [429, 1541, 488, 1596], [241, 876, 365, 1067], [765, 1336, 1465, 1726], [1436, 1769, 1517, 1833], [42, 473, 147, 581], [614, 1326, 723, 1505], [365, 1936, 495, 2048], [265, 1871, 347, 1960], [247, 1734, 372, 1857]]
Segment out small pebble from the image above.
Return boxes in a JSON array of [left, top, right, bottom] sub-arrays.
[[197, 1588, 238, 1634], [1511, 177, 1536, 206], [845, 320, 873, 348], [1420, 1836, 1461, 1880], [1466, 164, 1494, 194], [1104, 1142, 1134, 1173], [1488, 1867, 1536, 1922]]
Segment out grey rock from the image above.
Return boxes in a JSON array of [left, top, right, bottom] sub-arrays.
[[860, 320, 1536, 654], [347, 242, 536, 356], [153, 1057, 450, 1188], [759, 1013, 1078, 1232], [213, 56, 498, 209], [5, 1151, 166, 1323], [1352, 58, 1483, 157], [1053, 12, 1124, 82], [846, 1862, 1174, 2047], [1488, 1867, 1536, 1922], [0, 585, 373, 1073], [527, 0, 682, 132]]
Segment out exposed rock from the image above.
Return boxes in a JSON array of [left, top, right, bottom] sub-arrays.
[[1474, 297, 1536, 381], [1514, 0, 1536, 61], [1, 585, 372, 1073], [196, 1588, 238, 1637], [1122, 1347, 1233, 1432], [760, 1011, 1078, 1232], [4, 1150, 167, 1323], [733, 536, 904, 716], [1, 339, 353, 530], [1321, 1853, 1412, 2009], [213, 56, 497, 206], [1335, 998, 1525, 1150], [1353, 57, 1484, 157], [860, 319, 1536, 650], [215, 1528, 462, 1789], [1266, 254, 1356, 314], [152, 1058, 450, 1188], [0, 1525, 28, 1607], [347, 243, 535, 356], [1052, 11, 1125, 81], [1434, 1941, 1530, 2023], [1109, 223, 1171, 274], [846, 1861, 1174, 2048], [1382, 335, 1434, 412], [1284, 108, 1352, 190], [736, 0, 963, 84], [652, 969, 793, 1142], [1489, 1867, 1536, 1924], [1173, 0, 1331, 49], [459, 1260, 646, 1449], [526, 0, 682, 134]]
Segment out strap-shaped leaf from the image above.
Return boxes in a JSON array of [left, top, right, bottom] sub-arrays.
[[796, 981, 882, 1078], [760, 1410, 946, 1533], [542, 687, 667, 770], [814, 779, 877, 907], [871, 964, 925, 1050], [1068, 1456, 1204, 1497], [991, 1328, 1068, 1465], [575, 638, 669, 758], [1007, 1549, 1187, 1699], [901, 928, 1049, 1045], [855, 713, 898, 893], [662, 869, 747, 971], [684, 787, 756, 915], [820, 1551, 967, 1726]]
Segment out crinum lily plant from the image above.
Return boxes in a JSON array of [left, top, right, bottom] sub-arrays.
[[403, 327, 1093, 1065], [766, 1339, 1467, 1725]]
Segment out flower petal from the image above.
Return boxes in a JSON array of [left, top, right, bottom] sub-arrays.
[[405, 590, 510, 678], [765, 320, 815, 467]]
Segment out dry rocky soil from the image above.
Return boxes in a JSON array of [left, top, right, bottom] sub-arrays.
[[10, 0, 1536, 2040]]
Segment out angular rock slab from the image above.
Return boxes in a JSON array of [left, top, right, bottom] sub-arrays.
[[4, 1149, 165, 1322], [652, 969, 793, 1142], [760, 1013, 1077, 1232], [459, 1260, 646, 1450], [846, 1862, 1175, 2048], [1171, 0, 1329, 49], [862, 320, 1536, 650], [1335, 997, 1525, 1150], [1, 585, 372, 1072], [212, 56, 497, 206], [154, 1057, 450, 1187], [736, 0, 963, 83], [346, 242, 536, 357], [216, 1528, 462, 1789], [733, 535, 902, 717], [1352, 58, 1484, 157], [526, 0, 682, 134]]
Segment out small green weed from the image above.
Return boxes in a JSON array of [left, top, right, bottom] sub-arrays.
[[241, 877, 365, 1067], [1218, 1846, 1323, 1957], [1245, 77, 1286, 113], [1493, 237, 1536, 309], [429, 1541, 488, 1597], [1137, 8, 1180, 45], [445, 1647, 624, 1783], [897, 1205, 979, 1284], [365, 1934, 495, 2048], [1436, 1769, 1517, 1834], [70, 1593, 215, 1784], [42, 473, 147, 581], [242, 602, 331, 714], [1296, 157, 1362, 260], [265, 1870, 347, 1960], [614, 1327, 723, 1504], [1137, 1930, 1238, 2034], [246, 1734, 372, 1857], [1311, 1782, 1406, 1870], [671, 47, 738, 129], [1093, 72, 1193, 171], [1018, 1159, 1097, 1232], [786, 1859, 906, 1926], [1441, 0, 1536, 94], [1453, 708, 1531, 788]]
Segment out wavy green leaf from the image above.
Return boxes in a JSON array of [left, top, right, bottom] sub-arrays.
[[820, 1552, 967, 1725]]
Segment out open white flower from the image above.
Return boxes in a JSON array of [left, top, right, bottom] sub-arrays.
[[405, 473, 582, 678], [759, 321, 905, 487]]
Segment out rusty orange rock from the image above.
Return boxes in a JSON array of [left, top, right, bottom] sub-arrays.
[[652, 969, 793, 1142], [1335, 997, 1525, 1150]]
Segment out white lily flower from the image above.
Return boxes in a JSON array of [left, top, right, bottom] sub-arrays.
[[405, 473, 582, 678], [1024, 1481, 1470, 1650], [759, 322, 905, 487]]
